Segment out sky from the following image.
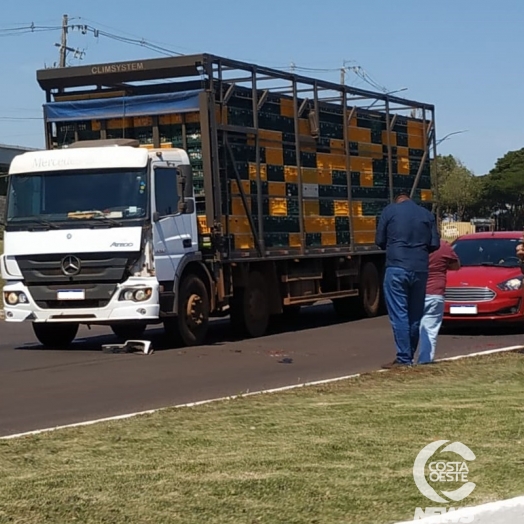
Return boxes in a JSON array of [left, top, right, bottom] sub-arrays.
[[0, 0, 523, 176]]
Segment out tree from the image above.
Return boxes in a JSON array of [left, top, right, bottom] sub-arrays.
[[481, 147, 524, 229], [482, 148, 524, 207], [434, 154, 481, 221]]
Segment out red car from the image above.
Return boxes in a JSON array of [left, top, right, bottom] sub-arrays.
[[443, 231, 524, 323]]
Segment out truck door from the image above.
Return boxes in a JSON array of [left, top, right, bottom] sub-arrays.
[[151, 165, 198, 283]]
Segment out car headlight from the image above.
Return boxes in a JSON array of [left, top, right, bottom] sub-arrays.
[[497, 277, 523, 291]]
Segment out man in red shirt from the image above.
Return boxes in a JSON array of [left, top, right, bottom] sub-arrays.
[[418, 240, 461, 364]]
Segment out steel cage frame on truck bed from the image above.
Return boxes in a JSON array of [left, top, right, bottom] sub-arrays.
[[37, 53, 438, 262]]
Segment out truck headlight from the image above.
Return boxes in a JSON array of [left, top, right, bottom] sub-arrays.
[[497, 277, 523, 291], [123, 290, 135, 301], [119, 288, 152, 302], [134, 289, 151, 302], [4, 291, 28, 305]]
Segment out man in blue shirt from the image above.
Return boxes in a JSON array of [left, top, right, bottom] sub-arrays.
[[375, 193, 440, 367]]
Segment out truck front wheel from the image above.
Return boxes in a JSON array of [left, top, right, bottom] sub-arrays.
[[32, 322, 79, 349], [165, 274, 210, 346]]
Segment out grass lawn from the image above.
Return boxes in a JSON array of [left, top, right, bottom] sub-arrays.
[[1, 353, 524, 524]]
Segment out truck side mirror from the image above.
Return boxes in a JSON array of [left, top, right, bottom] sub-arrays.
[[152, 211, 160, 222], [176, 164, 194, 214], [178, 199, 195, 214], [177, 164, 193, 199]]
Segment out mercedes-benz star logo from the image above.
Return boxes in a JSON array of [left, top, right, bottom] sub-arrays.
[[61, 255, 81, 276]]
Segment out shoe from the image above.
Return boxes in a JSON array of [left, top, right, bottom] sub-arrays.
[[381, 360, 411, 369]]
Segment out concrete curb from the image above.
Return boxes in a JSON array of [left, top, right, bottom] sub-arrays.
[[394, 496, 524, 523]]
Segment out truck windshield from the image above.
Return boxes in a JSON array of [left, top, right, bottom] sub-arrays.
[[6, 168, 148, 227]]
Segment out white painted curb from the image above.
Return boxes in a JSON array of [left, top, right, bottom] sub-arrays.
[[1, 344, 522, 440], [394, 495, 524, 523], [0, 372, 361, 440]]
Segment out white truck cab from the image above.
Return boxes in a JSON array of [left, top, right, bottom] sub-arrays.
[[1, 139, 199, 347]]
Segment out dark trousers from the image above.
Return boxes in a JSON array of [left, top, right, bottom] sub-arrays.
[[383, 267, 428, 364]]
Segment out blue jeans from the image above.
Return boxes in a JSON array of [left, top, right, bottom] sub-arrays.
[[418, 294, 445, 364], [383, 267, 428, 365]]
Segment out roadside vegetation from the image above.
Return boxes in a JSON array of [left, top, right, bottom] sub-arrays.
[[1, 352, 523, 524]]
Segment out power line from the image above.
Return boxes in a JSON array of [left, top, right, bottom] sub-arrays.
[[76, 16, 194, 55], [0, 16, 398, 96], [0, 117, 43, 120]]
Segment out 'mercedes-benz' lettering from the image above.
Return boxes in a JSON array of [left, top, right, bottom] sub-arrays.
[[91, 63, 144, 75]]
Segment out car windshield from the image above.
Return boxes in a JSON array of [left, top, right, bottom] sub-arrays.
[[452, 237, 521, 267], [6, 168, 148, 227]]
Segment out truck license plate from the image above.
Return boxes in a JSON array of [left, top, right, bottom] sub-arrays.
[[449, 305, 477, 315], [57, 289, 85, 300]]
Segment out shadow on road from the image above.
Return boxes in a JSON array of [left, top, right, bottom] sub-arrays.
[[441, 323, 524, 337], [14, 303, 379, 353], [17, 303, 522, 353]]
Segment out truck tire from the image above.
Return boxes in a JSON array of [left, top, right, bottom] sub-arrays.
[[230, 271, 269, 338], [32, 322, 79, 349], [164, 274, 210, 347], [111, 322, 147, 341], [358, 261, 381, 317]]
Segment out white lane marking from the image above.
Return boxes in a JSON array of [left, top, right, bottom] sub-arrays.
[[2, 344, 523, 440], [0, 373, 362, 440]]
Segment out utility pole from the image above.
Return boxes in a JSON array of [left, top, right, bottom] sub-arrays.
[[59, 14, 68, 67], [340, 66, 345, 85]]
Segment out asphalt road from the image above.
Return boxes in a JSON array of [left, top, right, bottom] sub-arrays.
[[1, 304, 523, 437]]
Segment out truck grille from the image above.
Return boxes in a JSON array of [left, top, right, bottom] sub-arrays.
[[15, 252, 138, 310], [445, 287, 496, 303], [16, 252, 135, 285]]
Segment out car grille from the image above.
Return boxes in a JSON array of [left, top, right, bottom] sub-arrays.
[[445, 287, 496, 302]]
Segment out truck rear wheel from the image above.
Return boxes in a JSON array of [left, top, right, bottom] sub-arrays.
[[32, 322, 79, 349], [164, 274, 210, 347], [230, 271, 269, 338], [359, 261, 381, 317], [111, 322, 147, 341], [332, 262, 381, 320]]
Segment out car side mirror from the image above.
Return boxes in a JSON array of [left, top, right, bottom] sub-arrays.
[[153, 211, 160, 223]]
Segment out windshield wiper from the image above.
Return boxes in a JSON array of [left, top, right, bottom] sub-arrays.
[[92, 216, 123, 227], [479, 262, 496, 266], [22, 216, 60, 230]]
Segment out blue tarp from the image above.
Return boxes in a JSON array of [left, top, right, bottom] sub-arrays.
[[44, 90, 203, 122]]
